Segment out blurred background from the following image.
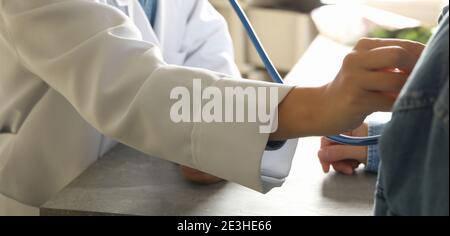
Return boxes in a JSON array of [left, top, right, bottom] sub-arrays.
[[211, 0, 448, 82]]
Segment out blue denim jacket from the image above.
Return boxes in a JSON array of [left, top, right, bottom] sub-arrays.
[[370, 8, 449, 216], [365, 122, 385, 173]]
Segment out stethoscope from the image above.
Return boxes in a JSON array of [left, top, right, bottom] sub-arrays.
[[229, 0, 380, 146]]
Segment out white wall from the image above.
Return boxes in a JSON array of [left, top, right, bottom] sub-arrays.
[[365, 0, 448, 26], [211, 1, 318, 80], [322, 0, 448, 26]]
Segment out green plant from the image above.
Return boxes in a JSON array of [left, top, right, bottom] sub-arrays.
[[369, 27, 433, 44]]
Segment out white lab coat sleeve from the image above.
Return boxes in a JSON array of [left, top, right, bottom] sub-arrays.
[[0, 0, 295, 193], [180, 0, 241, 77], [180, 0, 298, 192], [180, 0, 299, 192], [260, 139, 298, 192]]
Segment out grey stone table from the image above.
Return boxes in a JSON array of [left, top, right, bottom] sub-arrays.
[[40, 36, 379, 216], [40, 137, 377, 216]]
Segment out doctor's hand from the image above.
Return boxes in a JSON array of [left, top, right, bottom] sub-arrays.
[[318, 124, 369, 175], [319, 38, 425, 134], [179, 165, 224, 185], [271, 38, 424, 140]]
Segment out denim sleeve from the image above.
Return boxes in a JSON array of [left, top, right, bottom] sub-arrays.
[[365, 122, 385, 173]]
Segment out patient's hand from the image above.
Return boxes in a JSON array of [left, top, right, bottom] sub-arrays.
[[179, 165, 224, 185], [318, 124, 369, 175]]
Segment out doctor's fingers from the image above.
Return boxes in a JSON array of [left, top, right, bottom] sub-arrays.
[[354, 46, 419, 73], [354, 38, 425, 58], [179, 166, 224, 185], [358, 71, 408, 92]]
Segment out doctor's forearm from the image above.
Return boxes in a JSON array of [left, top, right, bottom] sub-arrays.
[[270, 86, 329, 140]]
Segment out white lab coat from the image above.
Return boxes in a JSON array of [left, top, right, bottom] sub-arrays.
[[0, 0, 297, 213]]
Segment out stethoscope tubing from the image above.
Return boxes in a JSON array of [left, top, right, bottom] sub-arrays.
[[229, 0, 380, 146]]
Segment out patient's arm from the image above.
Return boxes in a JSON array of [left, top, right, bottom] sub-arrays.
[[318, 122, 384, 175], [318, 124, 370, 175]]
